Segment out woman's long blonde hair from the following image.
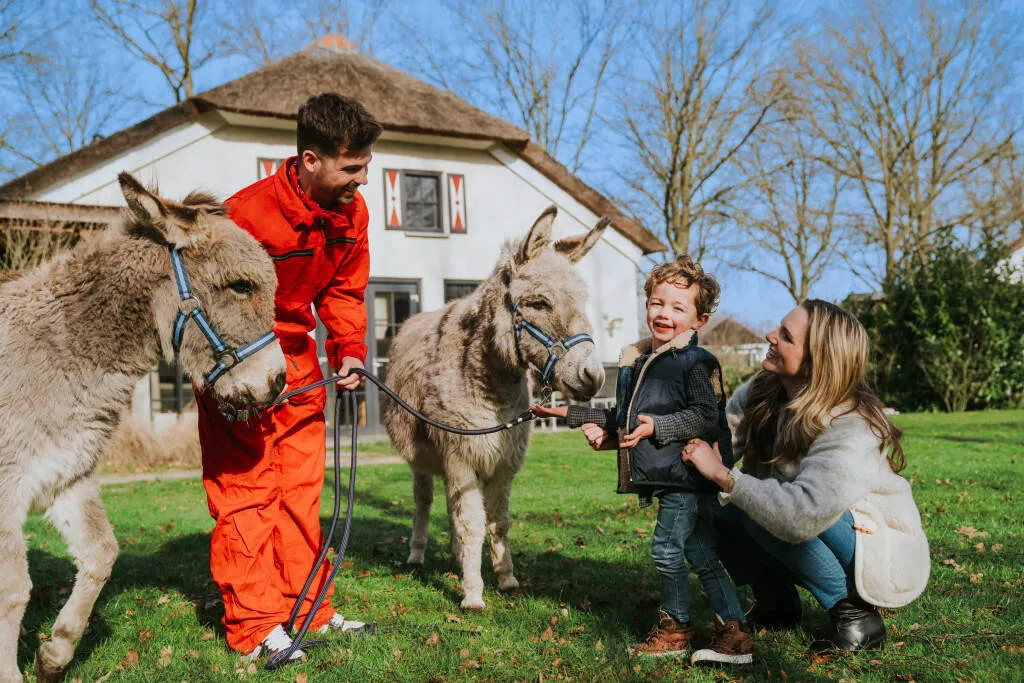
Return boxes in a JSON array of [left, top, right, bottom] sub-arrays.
[[744, 299, 905, 473]]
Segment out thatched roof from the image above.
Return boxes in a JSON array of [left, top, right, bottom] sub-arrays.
[[0, 40, 665, 253], [700, 317, 764, 346]]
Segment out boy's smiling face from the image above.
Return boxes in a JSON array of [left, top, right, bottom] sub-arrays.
[[646, 280, 709, 350]]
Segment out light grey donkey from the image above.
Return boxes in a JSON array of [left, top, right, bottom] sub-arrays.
[[0, 173, 286, 682], [383, 207, 607, 611]]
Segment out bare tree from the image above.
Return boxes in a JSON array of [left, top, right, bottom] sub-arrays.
[[4, 42, 124, 169], [395, 0, 624, 173], [87, 0, 216, 103], [615, 0, 789, 262], [798, 0, 1022, 284], [958, 140, 1024, 248], [731, 122, 847, 303], [218, 0, 387, 68]]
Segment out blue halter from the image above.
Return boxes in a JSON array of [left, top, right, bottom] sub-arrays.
[[512, 304, 594, 386], [169, 248, 277, 388]]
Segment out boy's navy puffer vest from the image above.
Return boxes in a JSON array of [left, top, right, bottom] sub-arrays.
[[614, 333, 734, 495]]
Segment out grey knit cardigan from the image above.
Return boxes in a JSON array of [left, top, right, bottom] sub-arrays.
[[721, 381, 930, 608]]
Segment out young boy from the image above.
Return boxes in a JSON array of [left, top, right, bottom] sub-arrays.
[[532, 256, 754, 665]]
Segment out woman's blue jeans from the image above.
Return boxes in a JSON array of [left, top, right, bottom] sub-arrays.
[[713, 503, 857, 609], [651, 492, 745, 624]]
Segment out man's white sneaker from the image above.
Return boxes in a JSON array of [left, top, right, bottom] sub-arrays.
[[318, 613, 366, 634], [242, 624, 306, 663]]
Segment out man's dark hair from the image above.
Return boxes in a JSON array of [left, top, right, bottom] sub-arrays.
[[297, 93, 382, 158]]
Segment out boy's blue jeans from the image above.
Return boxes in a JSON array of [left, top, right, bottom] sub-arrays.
[[713, 503, 857, 609], [651, 491, 745, 625]]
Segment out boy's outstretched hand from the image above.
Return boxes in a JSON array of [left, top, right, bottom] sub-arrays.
[[530, 404, 569, 419], [619, 414, 654, 448]]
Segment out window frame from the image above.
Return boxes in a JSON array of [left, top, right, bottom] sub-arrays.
[[393, 170, 444, 234]]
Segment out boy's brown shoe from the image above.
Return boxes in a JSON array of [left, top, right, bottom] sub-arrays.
[[691, 616, 755, 665], [628, 611, 695, 658]]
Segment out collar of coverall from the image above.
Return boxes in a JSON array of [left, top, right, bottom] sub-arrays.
[[275, 156, 362, 232]]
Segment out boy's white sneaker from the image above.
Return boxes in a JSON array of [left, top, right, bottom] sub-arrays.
[[318, 612, 366, 634], [242, 624, 306, 663]]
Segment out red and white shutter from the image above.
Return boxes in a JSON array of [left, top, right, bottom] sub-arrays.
[[448, 174, 467, 233], [384, 169, 403, 228], [257, 158, 285, 180]]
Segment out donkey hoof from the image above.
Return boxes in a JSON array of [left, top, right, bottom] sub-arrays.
[[497, 575, 520, 591], [460, 596, 487, 612], [407, 551, 425, 566]]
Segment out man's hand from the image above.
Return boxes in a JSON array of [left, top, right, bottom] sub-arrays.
[[581, 422, 609, 450], [336, 356, 365, 391], [619, 414, 655, 449]]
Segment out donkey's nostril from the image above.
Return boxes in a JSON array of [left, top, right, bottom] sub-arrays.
[[271, 370, 287, 395]]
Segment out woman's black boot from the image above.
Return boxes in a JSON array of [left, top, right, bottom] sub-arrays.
[[812, 596, 886, 651]]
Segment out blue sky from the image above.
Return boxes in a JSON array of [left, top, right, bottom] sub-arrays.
[[3, 0, 1020, 328]]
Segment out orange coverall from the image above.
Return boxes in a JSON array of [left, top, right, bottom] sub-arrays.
[[196, 158, 370, 653]]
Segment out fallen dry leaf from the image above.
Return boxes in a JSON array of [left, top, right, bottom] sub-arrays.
[[295, 674, 308, 683], [122, 650, 139, 668], [595, 639, 604, 651], [340, 561, 354, 569], [201, 631, 215, 641], [138, 628, 154, 644], [157, 595, 171, 606], [425, 632, 441, 646], [955, 526, 988, 539], [158, 645, 172, 668], [1002, 644, 1024, 655], [446, 614, 462, 624], [541, 626, 553, 641]]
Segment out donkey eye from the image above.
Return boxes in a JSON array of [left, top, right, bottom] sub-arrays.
[[227, 280, 256, 296], [523, 298, 551, 311]]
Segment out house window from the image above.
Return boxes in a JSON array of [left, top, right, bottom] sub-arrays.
[[444, 280, 481, 302], [401, 171, 443, 232]]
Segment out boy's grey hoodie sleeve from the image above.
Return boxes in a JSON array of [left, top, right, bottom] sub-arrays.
[[727, 414, 884, 543], [650, 362, 719, 446]]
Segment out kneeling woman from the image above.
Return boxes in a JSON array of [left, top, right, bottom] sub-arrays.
[[683, 299, 929, 651]]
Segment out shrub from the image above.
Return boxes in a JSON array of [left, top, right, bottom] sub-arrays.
[[848, 231, 1024, 412]]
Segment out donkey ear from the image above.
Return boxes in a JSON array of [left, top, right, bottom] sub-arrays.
[[119, 172, 164, 225], [554, 216, 610, 263], [517, 206, 557, 265], [118, 172, 205, 248]]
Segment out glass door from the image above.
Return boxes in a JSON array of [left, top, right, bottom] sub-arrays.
[[318, 280, 420, 434]]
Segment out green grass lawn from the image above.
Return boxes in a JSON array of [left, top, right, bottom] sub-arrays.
[[21, 410, 1024, 681]]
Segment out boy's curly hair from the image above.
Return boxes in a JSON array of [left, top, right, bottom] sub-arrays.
[[644, 256, 721, 317]]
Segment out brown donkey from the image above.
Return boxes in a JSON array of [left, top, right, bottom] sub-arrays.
[[383, 207, 607, 610], [0, 174, 285, 682]]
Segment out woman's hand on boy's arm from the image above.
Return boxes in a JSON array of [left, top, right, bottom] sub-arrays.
[[530, 404, 569, 419], [581, 422, 610, 449], [619, 414, 655, 448]]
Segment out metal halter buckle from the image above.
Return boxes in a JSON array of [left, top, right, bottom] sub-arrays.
[[178, 295, 202, 316], [216, 348, 241, 368], [548, 341, 566, 358]]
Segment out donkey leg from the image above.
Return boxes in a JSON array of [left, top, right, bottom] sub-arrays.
[[35, 477, 118, 683], [0, 510, 30, 683], [483, 469, 519, 592], [407, 472, 434, 565], [443, 467, 486, 612]]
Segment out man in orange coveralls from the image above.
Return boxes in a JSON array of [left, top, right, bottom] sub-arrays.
[[196, 93, 381, 661]]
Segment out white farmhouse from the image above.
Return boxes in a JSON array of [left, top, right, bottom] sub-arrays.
[[0, 37, 666, 433]]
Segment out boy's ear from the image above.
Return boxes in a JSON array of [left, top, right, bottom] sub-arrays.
[[693, 314, 711, 331]]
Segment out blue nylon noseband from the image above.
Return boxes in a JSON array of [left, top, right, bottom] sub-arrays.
[[511, 303, 594, 386], [169, 248, 277, 388]]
